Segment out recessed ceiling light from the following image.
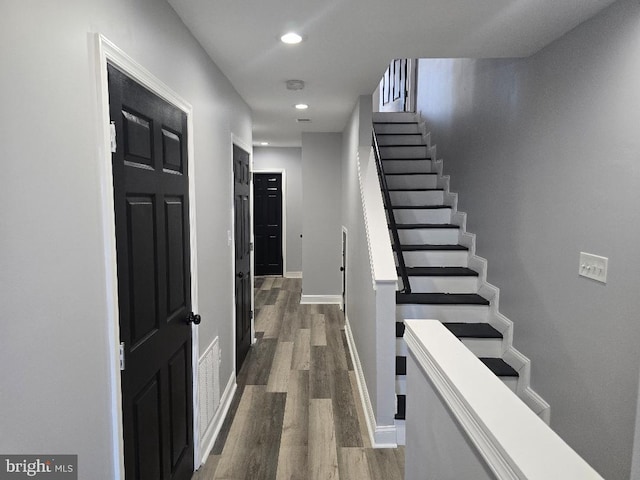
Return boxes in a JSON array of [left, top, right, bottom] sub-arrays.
[[281, 32, 303, 44], [295, 103, 309, 110], [260, 142, 269, 146]]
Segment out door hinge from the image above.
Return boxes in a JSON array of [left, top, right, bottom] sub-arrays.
[[110, 121, 117, 153], [250, 310, 254, 320], [249, 242, 254, 252], [119, 342, 125, 371]]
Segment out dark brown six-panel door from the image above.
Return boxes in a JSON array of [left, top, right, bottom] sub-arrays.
[[233, 145, 252, 373], [254, 173, 283, 276], [108, 64, 194, 480]]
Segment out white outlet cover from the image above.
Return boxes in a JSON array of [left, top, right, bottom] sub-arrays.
[[579, 252, 608, 284]]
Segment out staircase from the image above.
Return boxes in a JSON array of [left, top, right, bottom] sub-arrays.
[[372, 112, 549, 444]]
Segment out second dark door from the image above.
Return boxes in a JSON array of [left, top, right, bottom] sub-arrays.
[[234, 145, 252, 373], [254, 173, 283, 276]]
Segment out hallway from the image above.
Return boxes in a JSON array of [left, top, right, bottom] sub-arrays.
[[193, 277, 404, 480]]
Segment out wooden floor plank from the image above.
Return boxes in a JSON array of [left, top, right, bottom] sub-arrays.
[[261, 276, 275, 290], [331, 369, 363, 448], [236, 338, 277, 386], [276, 446, 308, 480], [310, 314, 327, 346], [310, 346, 331, 399], [338, 448, 370, 480], [267, 341, 294, 392], [365, 448, 404, 480], [309, 399, 339, 480], [291, 328, 310, 371]]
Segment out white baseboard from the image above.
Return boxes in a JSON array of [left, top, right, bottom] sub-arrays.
[[344, 315, 398, 448], [300, 294, 342, 305], [284, 271, 302, 278], [198, 373, 236, 467]]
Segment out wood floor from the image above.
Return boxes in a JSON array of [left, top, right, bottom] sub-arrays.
[[192, 277, 404, 480]]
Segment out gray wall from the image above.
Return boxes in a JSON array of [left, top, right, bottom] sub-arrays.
[[253, 147, 303, 274], [301, 133, 343, 297], [0, 0, 251, 477], [415, 0, 640, 477], [341, 97, 379, 411]]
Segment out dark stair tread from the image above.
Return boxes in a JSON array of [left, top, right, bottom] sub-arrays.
[[374, 121, 417, 124], [385, 172, 437, 176], [395, 394, 406, 420], [443, 322, 502, 339], [382, 157, 431, 162], [379, 144, 427, 147], [396, 292, 490, 305], [387, 188, 443, 192], [402, 267, 478, 277], [394, 244, 468, 251], [480, 358, 519, 377], [396, 321, 502, 339], [388, 205, 451, 210], [396, 356, 407, 375], [376, 132, 422, 136], [396, 223, 460, 229]]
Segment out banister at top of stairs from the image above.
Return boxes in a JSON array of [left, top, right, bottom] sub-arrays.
[[372, 129, 411, 293]]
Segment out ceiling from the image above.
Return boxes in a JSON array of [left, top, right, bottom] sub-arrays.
[[167, 0, 616, 147]]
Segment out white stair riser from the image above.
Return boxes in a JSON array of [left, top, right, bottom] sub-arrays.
[[377, 134, 424, 146], [396, 337, 408, 356], [375, 123, 420, 134], [383, 160, 433, 174], [402, 276, 479, 294], [379, 145, 429, 158], [461, 338, 504, 358], [393, 208, 451, 224], [396, 376, 407, 395], [386, 174, 437, 189], [395, 420, 406, 446], [502, 376, 518, 393], [396, 304, 490, 323], [399, 251, 469, 267], [398, 228, 459, 245], [389, 190, 443, 205], [373, 112, 416, 122]]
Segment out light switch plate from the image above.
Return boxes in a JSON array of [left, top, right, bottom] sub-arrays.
[[579, 252, 608, 284]]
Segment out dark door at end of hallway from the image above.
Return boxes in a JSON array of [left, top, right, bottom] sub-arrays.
[[253, 173, 283, 276], [109, 63, 194, 480], [234, 145, 252, 373]]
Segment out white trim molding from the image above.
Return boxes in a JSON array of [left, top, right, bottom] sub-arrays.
[[198, 373, 237, 467], [93, 33, 200, 476], [284, 271, 303, 279], [404, 320, 604, 480], [300, 294, 342, 305], [344, 315, 397, 448]]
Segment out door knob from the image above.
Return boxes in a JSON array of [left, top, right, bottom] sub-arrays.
[[186, 312, 201, 325], [237, 272, 244, 278], [340, 267, 344, 271]]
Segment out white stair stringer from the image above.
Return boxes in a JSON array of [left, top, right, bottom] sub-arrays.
[[373, 113, 551, 445]]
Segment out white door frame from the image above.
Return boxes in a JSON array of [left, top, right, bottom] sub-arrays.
[[252, 168, 287, 276], [93, 33, 201, 476]]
